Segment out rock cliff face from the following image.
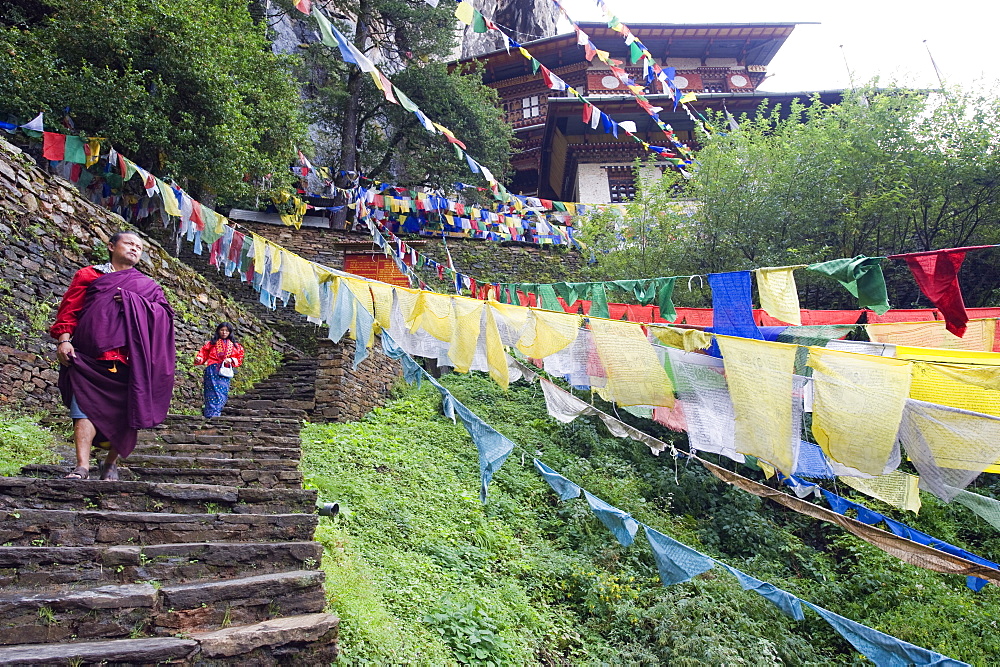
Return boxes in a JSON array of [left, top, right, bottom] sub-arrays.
[[460, 0, 559, 58]]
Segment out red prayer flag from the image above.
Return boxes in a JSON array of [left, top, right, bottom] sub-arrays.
[[42, 132, 66, 161], [582, 103, 593, 124], [294, 0, 310, 13], [190, 200, 205, 231], [889, 247, 993, 337]]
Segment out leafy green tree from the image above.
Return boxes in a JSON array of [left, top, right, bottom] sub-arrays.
[[0, 0, 308, 203], [580, 84, 1000, 308]]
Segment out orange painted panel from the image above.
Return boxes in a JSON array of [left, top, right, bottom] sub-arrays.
[[343, 253, 410, 287]]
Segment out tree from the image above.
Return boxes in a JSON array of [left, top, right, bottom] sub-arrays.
[[303, 0, 512, 192], [0, 0, 308, 204], [580, 84, 1000, 308]]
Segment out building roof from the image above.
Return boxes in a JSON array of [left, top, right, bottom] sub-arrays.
[[456, 22, 813, 83]]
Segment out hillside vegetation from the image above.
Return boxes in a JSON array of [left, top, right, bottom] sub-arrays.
[[301, 372, 1000, 665]]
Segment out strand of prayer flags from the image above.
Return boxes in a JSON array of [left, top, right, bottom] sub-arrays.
[[449, 2, 691, 166], [310, 7, 516, 201], [554, 0, 717, 134], [529, 450, 972, 663], [542, 0, 701, 159]]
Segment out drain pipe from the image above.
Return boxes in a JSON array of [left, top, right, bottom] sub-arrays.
[[317, 502, 340, 517]]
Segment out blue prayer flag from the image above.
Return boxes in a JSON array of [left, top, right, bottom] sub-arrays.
[[804, 602, 970, 666], [584, 491, 639, 546], [644, 525, 715, 585], [534, 459, 581, 500], [720, 563, 804, 620]]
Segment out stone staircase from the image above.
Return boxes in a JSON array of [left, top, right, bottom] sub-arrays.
[[0, 412, 337, 665], [223, 356, 319, 420]]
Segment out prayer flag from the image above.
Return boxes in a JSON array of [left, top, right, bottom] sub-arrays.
[[807, 347, 912, 475], [41, 132, 66, 161], [294, 0, 310, 13], [755, 266, 803, 325], [645, 525, 715, 585], [19, 112, 43, 132], [889, 247, 992, 338], [807, 256, 890, 314], [63, 135, 87, 164], [454, 1, 475, 25], [717, 336, 799, 474]]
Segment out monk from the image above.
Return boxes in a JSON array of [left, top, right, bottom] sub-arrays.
[[50, 231, 176, 480]]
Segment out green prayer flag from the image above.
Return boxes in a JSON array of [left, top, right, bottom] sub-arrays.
[[629, 42, 643, 64], [472, 9, 488, 33], [553, 202, 568, 212], [806, 256, 890, 315], [531, 59, 540, 74], [656, 277, 677, 321], [537, 284, 561, 311], [63, 135, 87, 164], [953, 489, 1000, 531], [312, 6, 338, 48], [589, 284, 610, 319], [552, 282, 579, 307], [395, 87, 419, 112]]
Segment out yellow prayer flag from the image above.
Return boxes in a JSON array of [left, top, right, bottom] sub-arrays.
[[85, 138, 102, 167], [807, 347, 912, 475], [369, 282, 396, 330], [410, 292, 455, 342], [649, 326, 712, 352], [717, 336, 799, 474], [679, 92, 698, 104], [895, 347, 1000, 365], [155, 178, 181, 217], [517, 309, 580, 359], [343, 277, 375, 318], [839, 471, 922, 514], [484, 305, 509, 389], [252, 234, 267, 274], [454, 0, 474, 25], [755, 266, 803, 325], [590, 318, 674, 407], [279, 253, 321, 319], [448, 298, 484, 373]]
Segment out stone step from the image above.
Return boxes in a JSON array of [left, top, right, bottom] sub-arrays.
[[0, 542, 323, 590], [0, 636, 198, 665], [0, 581, 158, 645], [191, 612, 338, 662], [223, 407, 309, 419], [154, 570, 326, 635], [0, 570, 325, 645], [139, 432, 301, 448], [0, 478, 316, 514], [0, 508, 318, 547], [132, 442, 301, 459], [22, 464, 304, 489], [122, 454, 300, 471]]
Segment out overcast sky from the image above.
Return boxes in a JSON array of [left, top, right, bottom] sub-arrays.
[[556, 0, 998, 93]]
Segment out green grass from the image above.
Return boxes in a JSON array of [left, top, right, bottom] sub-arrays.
[[0, 410, 59, 475], [301, 373, 1000, 665]]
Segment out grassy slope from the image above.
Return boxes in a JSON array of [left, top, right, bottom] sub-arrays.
[[301, 373, 1000, 665], [0, 411, 59, 475]]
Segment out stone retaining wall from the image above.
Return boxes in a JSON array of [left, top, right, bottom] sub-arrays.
[[313, 338, 401, 422]]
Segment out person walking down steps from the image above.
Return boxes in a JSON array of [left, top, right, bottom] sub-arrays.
[[195, 322, 245, 418], [50, 230, 176, 480]]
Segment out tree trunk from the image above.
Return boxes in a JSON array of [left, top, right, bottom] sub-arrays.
[[334, 0, 372, 228]]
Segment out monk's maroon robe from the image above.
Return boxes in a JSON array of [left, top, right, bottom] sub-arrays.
[[59, 268, 175, 458]]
